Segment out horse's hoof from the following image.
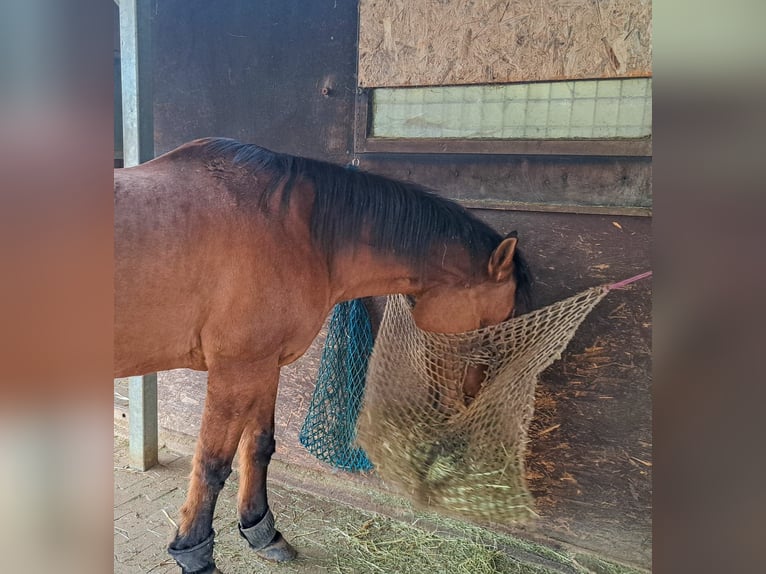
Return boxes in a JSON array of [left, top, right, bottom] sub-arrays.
[[185, 564, 222, 574], [255, 532, 297, 562], [181, 565, 221, 574]]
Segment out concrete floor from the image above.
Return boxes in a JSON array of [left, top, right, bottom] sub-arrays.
[[114, 423, 641, 574]]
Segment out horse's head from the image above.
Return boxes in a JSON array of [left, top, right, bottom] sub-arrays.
[[411, 232, 532, 333], [411, 232, 532, 405]]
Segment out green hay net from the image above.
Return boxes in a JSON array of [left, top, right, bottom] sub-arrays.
[[300, 299, 374, 471]]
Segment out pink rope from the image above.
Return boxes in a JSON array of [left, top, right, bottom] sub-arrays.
[[607, 271, 652, 290]]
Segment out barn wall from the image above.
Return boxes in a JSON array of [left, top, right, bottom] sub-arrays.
[[147, 0, 650, 213]]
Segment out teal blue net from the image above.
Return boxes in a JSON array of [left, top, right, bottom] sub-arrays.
[[299, 299, 374, 471]]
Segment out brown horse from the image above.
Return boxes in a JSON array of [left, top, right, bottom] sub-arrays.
[[114, 138, 532, 574]]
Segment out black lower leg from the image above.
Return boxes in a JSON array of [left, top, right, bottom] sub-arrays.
[[238, 432, 275, 529], [168, 458, 232, 573], [237, 430, 296, 561]]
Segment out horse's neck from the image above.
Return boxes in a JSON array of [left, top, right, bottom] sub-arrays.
[[329, 244, 471, 303]]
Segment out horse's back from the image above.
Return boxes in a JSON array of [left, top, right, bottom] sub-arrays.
[[114, 145, 331, 377]]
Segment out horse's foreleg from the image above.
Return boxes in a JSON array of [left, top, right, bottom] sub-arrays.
[[167, 360, 275, 574], [236, 374, 297, 562]]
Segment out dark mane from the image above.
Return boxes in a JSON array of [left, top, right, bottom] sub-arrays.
[[201, 138, 532, 306]]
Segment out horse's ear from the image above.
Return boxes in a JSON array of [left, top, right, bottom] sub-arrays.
[[488, 236, 517, 282]]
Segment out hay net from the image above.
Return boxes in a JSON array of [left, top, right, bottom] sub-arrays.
[[300, 299, 374, 471], [356, 286, 609, 524]]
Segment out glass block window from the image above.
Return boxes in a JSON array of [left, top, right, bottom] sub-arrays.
[[371, 78, 652, 140]]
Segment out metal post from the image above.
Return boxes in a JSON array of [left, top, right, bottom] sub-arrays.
[[119, 0, 157, 470], [119, 0, 153, 166], [128, 374, 159, 470]]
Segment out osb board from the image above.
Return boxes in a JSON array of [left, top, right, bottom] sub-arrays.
[[358, 0, 652, 88]]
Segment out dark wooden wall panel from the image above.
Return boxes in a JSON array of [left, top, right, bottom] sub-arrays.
[[472, 210, 651, 568], [151, 0, 359, 163], [358, 154, 651, 214]]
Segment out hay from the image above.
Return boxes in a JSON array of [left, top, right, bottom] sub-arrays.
[[211, 487, 589, 574], [334, 511, 649, 574], [334, 517, 501, 574]]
